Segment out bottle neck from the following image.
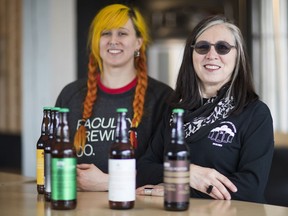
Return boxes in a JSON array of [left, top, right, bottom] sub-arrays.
[[115, 112, 129, 143], [48, 110, 55, 138], [41, 110, 50, 135], [56, 112, 70, 143], [53, 112, 60, 136], [171, 113, 184, 144]]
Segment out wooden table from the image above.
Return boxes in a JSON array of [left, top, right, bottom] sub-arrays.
[[0, 172, 287, 216]]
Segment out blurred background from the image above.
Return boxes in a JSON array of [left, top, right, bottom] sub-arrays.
[[0, 0, 287, 206]]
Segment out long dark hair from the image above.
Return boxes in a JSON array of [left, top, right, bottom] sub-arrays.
[[170, 15, 258, 114]]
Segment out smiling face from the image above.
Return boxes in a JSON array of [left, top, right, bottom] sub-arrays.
[[192, 23, 237, 97], [99, 18, 143, 70]]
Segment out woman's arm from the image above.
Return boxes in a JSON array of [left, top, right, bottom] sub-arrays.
[[229, 108, 274, 202]]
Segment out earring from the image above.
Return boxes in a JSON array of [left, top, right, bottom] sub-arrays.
[[134, 50, 140, 57]]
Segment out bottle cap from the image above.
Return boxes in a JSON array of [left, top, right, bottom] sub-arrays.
[[60, 108, 70, 112], [51, 107, 61, 111], [172, 108, 184, 114], [116, 108, 128, 113]]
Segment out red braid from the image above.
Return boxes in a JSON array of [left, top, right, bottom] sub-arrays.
[[74, 55, 98, 152], [130, 51, 148, 148]]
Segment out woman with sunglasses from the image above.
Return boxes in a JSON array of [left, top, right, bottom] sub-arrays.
[[55, 4, 173, 191], [136, 15, 274, 203]]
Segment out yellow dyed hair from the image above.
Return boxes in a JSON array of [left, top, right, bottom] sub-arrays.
[[74, 4, 150, 152], [88, 3, 149, 72]]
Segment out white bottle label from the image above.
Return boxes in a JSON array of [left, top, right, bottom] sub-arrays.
[[108, 159, 136, 202]]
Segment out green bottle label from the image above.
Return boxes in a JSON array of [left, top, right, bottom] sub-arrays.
[[51, 158, 77, 200]]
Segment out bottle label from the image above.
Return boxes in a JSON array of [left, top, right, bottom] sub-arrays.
[[36, 149, 45, 185], [44, 153, 51, 193], [51, 158, 77, 200], [108, 159, 136, 202], [164, 160, 190, 202]]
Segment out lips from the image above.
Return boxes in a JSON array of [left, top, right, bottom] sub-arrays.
[[204, 64, 220, 70], [108, 49, 122, 54]]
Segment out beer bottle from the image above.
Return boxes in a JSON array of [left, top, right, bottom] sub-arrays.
[[51, 108, 77, 210], [44, 107, 60, 201], [109, 108, 135, 210], [36, 107, 50, 194], [164, 108, 190, 211]]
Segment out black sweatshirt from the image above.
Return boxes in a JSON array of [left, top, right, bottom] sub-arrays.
[[55, 76, 173, 173], [136, 100, 274, 203]]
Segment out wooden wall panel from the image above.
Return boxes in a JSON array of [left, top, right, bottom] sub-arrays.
[[0, 0, 21, 133]]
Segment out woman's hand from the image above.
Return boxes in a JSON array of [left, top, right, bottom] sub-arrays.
[[190, 164, 237, 200], [77, 163, 109, 191], [136, 184, 164, 196]]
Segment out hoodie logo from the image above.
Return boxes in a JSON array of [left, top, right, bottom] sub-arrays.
[[208, 121, 236, 147]]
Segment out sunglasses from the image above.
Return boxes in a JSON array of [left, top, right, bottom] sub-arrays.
[[191, 41, 236, 55]]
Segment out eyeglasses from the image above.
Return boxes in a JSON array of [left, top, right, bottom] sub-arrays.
[[191, 41, 236, 55]]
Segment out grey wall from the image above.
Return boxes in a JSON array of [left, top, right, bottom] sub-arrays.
[[22, 0, 76, 177]]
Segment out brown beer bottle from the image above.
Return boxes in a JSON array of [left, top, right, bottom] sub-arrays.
[[109, 108, 135, 210], [44, 107, 60, 201], [51, 108, 77, 210], [164, 108, 190, 211], [36, 107, 51, 194]]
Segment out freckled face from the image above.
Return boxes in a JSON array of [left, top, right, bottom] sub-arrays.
[[192, 24, 237, 92], [99, 19, 142, 69]]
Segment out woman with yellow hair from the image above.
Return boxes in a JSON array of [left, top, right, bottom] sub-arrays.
[[55, 4, 173, 191]]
